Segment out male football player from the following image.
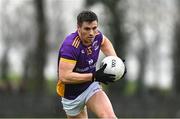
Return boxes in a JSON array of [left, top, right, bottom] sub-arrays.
[[57, 10, 119, 118]]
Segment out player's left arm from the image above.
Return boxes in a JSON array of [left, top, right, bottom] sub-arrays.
[[101, 35, 127, 79], [100, 35, 117, 56]]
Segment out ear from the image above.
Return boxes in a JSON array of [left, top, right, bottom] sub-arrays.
[[77, 24, 81, 33], [77, 24, 80, 29]]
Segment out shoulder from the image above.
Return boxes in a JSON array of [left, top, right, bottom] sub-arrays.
[[94, 30, 103, 44], [95, 31, 109, 46], [59, 31, 81, 60], [63, 31, 81, 49], [95, 30, 103, 37]]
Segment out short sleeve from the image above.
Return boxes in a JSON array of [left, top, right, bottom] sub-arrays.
[[95, 31, 103, 45], [60, 43, 79, 61]]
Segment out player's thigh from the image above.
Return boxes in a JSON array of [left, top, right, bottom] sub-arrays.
[[67, 106, 88, 119], [86, 90, 116, 118]]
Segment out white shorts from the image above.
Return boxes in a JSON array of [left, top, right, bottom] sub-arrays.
[[61, 82, 102, 116]]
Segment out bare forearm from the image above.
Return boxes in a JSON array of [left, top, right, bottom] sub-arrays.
[[59, 72, 93, 84]]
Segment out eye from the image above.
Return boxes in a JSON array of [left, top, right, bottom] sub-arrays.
[[93, 27, 97, 30], [84, 27, 90, 31]]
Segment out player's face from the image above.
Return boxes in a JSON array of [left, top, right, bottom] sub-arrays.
[[78, 20, 98, 46]]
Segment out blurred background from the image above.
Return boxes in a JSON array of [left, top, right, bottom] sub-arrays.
[[0, 0, 180, 118]]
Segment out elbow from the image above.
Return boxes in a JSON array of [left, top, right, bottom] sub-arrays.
[[59, 76, 69, 84], [61, 78, 68, 84]]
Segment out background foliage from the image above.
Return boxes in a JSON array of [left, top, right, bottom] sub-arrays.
[[0, 0, 180, 118]]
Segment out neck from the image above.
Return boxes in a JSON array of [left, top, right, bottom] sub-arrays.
[[82, 41, 91, 46], [77, 30, 91, 46]]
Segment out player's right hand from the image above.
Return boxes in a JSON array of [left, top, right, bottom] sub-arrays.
[[92, 64, 116, 85]]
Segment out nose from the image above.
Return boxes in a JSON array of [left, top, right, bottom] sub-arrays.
[[89, 29, 93, 36]]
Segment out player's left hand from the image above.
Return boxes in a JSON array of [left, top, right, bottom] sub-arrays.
[[92, 64, 116, 85]]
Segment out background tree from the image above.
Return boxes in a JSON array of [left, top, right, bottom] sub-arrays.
[[0, 0, 13, 92], [29, 0, 48, 94], [174, 0, 180, 95]]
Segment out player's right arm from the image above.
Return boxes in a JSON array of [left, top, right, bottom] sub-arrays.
[[58, 35, 115, 84], [58, 58, 93, 84], [59, 58, 115, 85]]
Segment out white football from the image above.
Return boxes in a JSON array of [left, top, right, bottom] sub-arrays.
[[101, 56, 125, 81]]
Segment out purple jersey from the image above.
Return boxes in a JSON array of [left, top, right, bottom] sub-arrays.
[[57, 31, 103, 100]]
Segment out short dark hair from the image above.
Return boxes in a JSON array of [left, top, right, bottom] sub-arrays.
[[77, 10, 98, 26]]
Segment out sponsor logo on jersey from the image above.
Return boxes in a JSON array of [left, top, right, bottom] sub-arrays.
[[93, 40, 99, 51]]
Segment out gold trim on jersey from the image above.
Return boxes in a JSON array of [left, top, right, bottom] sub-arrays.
[[60, 58, 77, 64], [56, 80, 65, 97], [96, 31, 104, 45], [72, 36, 80, 48]]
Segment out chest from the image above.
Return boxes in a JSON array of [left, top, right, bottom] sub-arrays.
[[77, 41, 100, 67]]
